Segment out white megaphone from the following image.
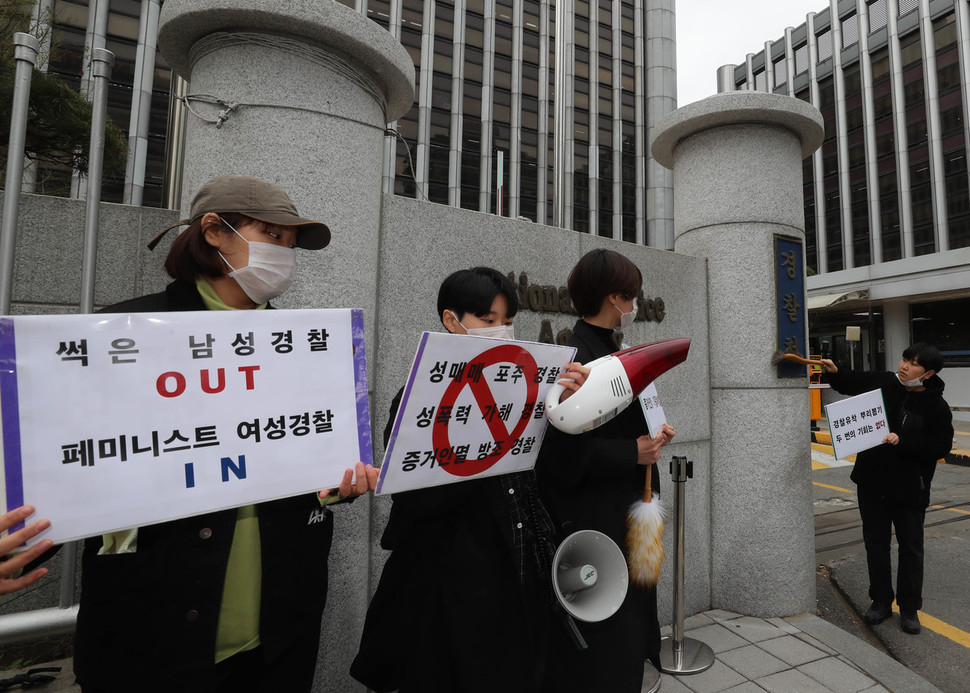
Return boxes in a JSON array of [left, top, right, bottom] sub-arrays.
[[545, 338, 691, 435], [552, 530, 629, 622]]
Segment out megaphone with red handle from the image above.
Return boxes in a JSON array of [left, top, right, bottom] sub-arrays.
[[545, 338, 691, 435]]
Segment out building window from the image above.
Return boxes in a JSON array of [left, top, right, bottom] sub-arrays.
[[898, 0, 918, 17], [934, 14, 957, 52], [911, 298, 970, 366], [817, 29, 833, 62], [755, 70, 767, 91], [868, 0, 887, 32], [900, 32, 921, 67], [795, 44, 809, 75], [842, 13, 859, 49], [774, 57, 787, 87]]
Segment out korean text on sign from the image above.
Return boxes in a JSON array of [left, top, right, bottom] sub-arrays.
[[824, 389, 890, 460], [0, 309, 371, 545], [377, 332, 576, 495]]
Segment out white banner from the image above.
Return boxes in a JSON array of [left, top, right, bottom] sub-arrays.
[[377, 332, 576, 495], [0, 309, 371, 544], [824, 389, 890, 460]]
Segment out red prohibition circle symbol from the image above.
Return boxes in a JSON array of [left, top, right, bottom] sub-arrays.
[[432, 344, 539, 477]]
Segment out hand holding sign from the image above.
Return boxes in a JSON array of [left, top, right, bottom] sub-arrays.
[[0, 505, 52, 594], [318, 462, 380, 501]]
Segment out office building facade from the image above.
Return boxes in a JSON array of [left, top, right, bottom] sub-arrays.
[[21, 0, 676, 246], [726, 0, 970, 417]]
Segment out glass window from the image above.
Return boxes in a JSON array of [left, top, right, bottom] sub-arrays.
[[774, 57, 787, 86], [911, 298, 970, 366], [935, 15, 957, 52], [900, 32, 921, 67], [795, 44, 809, 75]]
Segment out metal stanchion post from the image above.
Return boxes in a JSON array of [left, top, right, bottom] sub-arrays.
[[0, 33, 40, 315], [659, 455, 714, 675]]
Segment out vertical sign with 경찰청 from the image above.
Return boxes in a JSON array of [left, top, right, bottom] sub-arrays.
[[775, 235, 808, 378], [0, 309, 371, 545], [377, 332, 576, 495]]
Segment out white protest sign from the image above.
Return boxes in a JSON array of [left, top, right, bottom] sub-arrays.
[[0, 309, 371, 544], [825, 389, 889, 460], [639, 382, 667, 438], [377, 332, 576, 495]]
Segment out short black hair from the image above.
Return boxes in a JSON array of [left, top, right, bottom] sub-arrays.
[[903, 343, 944, 373], [567, 248, 642, 317], [437, 267, 519, 323]]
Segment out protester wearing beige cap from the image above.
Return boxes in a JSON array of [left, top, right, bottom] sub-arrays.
[[69, 176, 377, 693]]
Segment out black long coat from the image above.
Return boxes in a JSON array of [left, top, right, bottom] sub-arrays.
[[536, 319, 662, 693], [351, 390, 554, 693], [73, 280, 334, 692]]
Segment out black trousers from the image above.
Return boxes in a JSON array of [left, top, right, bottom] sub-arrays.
[[79, 642, 317, 693], [856, 485, 927, 612]]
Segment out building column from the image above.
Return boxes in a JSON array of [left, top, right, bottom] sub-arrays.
[[887, 0, 915, 257], [414, 0, 436, 197], [919, 0, 949, 252], [509, 0, 524, 218], [448, 0, 468, 207], [479, 0, 497, 213], [882, 301, 911, 368], [830, 0, 855, 269], [645, 0, 676, 249], [123, 0, 162, 206], [857, 0, 883, 263], [807, 12, 829, 274], [653, 92, 824, 616]]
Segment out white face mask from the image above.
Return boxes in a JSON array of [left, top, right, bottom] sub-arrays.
[[614, 299, 638, 331], [448, 311, 515, 340], [896, 372, 924, 388], [218, 218, 297, 304]]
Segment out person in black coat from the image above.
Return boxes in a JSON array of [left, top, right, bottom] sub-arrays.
[[73, 176, 378, 693], [820, 343, 953, 635], [351, 268, 559, 693], [536, 248, 673, 693]]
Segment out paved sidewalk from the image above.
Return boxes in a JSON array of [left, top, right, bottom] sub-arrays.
[[648, 609, 942, 693], [4, 612, 943, 692]]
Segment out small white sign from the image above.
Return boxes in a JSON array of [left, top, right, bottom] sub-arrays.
[[639, 382, 667, 438], [377, 332, 576, 495], [0, 309, 371, 544], [824, 389, 890, 460]]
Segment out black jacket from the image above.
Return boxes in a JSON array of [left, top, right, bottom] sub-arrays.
[[822, 368, 953, 507], [535, 319, 662, 692], [73, 280, 335, 692]]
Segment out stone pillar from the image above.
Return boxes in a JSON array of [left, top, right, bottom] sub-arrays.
[[157, 2, 413, 689], [652, 92, 824, 617]]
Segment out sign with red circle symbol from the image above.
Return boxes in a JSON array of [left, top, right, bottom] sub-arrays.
[[377, 333, 577, 495], [433, 344, 539, 477]]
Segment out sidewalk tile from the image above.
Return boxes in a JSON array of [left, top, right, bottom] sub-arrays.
[[757, 635, 828, 666], [662, 613, 715, 639], [707, 609, 744, 622], [794, 631, 838, 656], [717, 644, 789, 679], [722, 684, 769, 693], [756, 669, 834, 693], [722, 616, 786, 643], [860, 686, 890, 693], [765, 617, 800, 635], [686, 624, 750, 653], [668, 660, 746, 693], [657, 674, 694, 693], [797, 657, 878, 693]]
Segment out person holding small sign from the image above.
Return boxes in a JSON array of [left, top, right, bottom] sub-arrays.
[[536, 248, 673, 693], [820, 344, 953, 635], [70, 176, 378, 693], [351, 267, 559, 693]]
